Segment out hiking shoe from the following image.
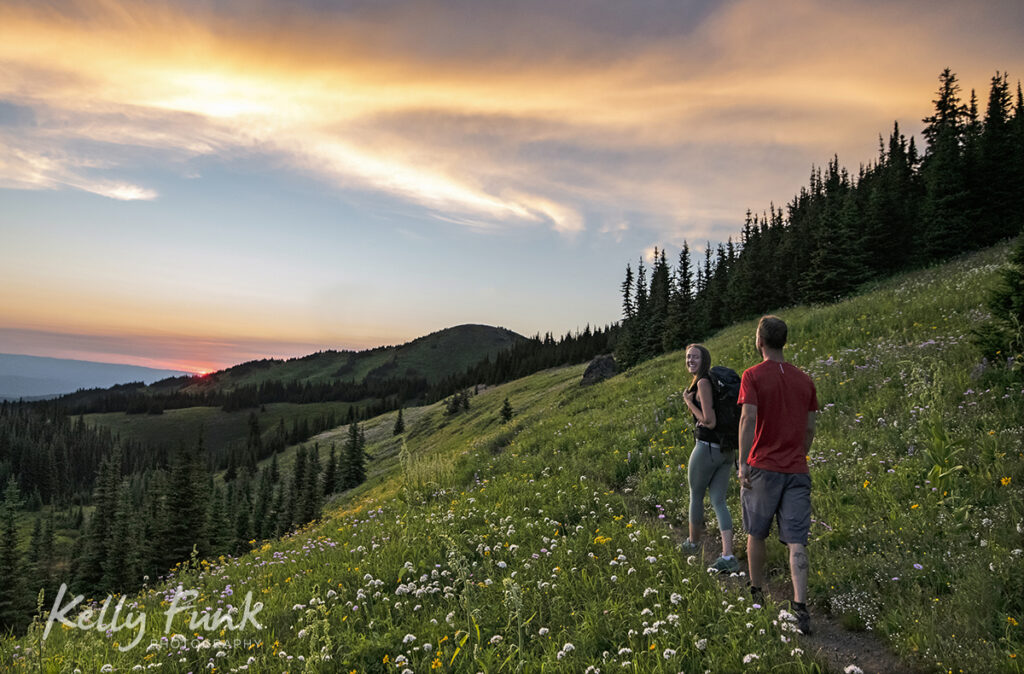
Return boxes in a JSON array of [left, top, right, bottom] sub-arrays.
[[749, 585, 765, 605], [794, 605, 812, 636], [680, 539, 700, 553], [709, 555, 741, 573]]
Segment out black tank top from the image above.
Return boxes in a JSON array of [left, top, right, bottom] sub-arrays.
[[692, 377, 717, 443]]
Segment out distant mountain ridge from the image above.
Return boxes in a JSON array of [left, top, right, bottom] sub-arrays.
[[185, 323, 526, 393], [0, 353, 189, 399]]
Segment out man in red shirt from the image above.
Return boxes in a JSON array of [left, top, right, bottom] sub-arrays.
[[738, 315, 818, 634]]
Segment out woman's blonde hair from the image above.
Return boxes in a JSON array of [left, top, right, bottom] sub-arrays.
[[685, 343, 711, 392]]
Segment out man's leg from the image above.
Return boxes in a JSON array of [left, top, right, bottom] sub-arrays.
[[747, 535, 767, 590], [787, 542, 808, 604]]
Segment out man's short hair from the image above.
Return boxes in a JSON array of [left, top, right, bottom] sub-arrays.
[[757, 315, 788, 349]]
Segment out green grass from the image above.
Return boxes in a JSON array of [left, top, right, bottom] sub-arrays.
[[3, 243, 1022, 673], [84, 401, 358, 458]]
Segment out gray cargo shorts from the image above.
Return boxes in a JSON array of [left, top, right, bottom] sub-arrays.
[[740, 466, 811, 545]]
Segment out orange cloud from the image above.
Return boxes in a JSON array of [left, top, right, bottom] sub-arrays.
[[1, 0, 1022, 243]]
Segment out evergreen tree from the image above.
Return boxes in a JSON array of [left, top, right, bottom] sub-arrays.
[[102, 480, 141, 591], [979, 72, 1017, 241], [341, 421, 366, 489], [645, 248, 671, 358], [245, 412, 261, 473], [322, 443, 338, 497], [76, 452, 121, 592], [393, 408, 405, 435], [500, 397, 514, 424], [207, 485, 232, 556], [0, 477, 28, 633], [301, 445, 322, 524], [252, 468, 273, 540], [232, 493, 253, 555], [621, 263, 635, 321], [615, 263, 639, 367], [160, 442, 209, 572], [288, 446, 308, 528], [920, 68, 971, 261], [269, 452, 280, 484], [664, 241, 695, 352], [972, 236, 1024, 369]]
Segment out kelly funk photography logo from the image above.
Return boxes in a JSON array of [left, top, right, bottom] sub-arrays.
[[42, 583, 264, 652]]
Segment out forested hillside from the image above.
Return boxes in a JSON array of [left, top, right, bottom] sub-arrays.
[[616, 69, 1024, 368]]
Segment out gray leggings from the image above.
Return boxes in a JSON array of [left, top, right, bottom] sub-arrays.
[[687, 440, 734, 531]]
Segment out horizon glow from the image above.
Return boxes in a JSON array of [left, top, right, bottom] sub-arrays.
[[2, 0, 1023, 372]]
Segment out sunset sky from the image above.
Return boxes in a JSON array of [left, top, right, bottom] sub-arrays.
[[2, 0, 1023, 373]]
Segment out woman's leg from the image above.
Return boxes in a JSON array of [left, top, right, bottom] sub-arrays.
[[708, 449, 735, 556], [687, 441, 712, 542]]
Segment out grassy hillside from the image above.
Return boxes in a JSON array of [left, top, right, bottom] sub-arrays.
[[3, 244, 1021, 673], [190, 324, 525, 391], [81, 324, 524, 457], [83, 401, 360, 458]]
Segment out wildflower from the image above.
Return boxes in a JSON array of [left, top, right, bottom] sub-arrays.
[[101, 666, 114, 673], [696, 638, 707, 651], [791, 648, 804, 656], [844, 666, 864, 674], [563, 642, 575, 653], [403, 634, 416, 644], [662, 648, 676, 659], [1002, 477, 1012, 486], [489, 635, 503, 645], [539, 627, 549, 636], [743, 653, 760, 664], [618, 648, 633, 655]]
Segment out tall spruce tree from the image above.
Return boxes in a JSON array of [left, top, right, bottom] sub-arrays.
[[663, 242, 694, 352], [0, 477, 28, 633], [980, 72, 1017, 241], [76, 452, 121, 592], [920, 68, 971, 261], [160, 442, 210, 572], [341, 421, 366, 489], [322, 443, 338, 497]]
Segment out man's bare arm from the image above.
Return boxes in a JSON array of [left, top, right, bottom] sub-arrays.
[[738, 403, 756, 487], [804, 411, 816, 453]]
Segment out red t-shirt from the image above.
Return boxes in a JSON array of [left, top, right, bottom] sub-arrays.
[[738, 359, 818, 474]]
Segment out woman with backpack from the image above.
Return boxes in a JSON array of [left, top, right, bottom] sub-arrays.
[[681, 343, 740, 573]]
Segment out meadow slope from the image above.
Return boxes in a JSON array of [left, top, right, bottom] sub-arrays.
[[2, 244, 1021, 673]]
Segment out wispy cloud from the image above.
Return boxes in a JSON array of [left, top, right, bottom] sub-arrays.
[[1, 0, 1022, 239]]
